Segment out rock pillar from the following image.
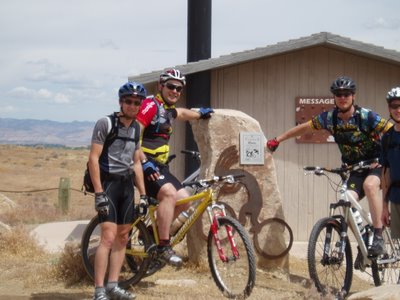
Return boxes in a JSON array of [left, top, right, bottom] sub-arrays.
[[186, 109, 289, 273]]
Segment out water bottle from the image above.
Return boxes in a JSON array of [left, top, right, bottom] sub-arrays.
[[352, 207, 365, 235], [170, 211, 189, 235], [169, 206, 195, 236]]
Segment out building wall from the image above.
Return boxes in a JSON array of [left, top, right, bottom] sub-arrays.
[[154, 45, 400, 241], [209, 46, 400, 241]]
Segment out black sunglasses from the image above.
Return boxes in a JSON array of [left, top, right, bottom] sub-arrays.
[[389, 103, 400, 110], [164, 83, 183, 92], [123, 98, 142, 106], [334, 92, 352, 98]]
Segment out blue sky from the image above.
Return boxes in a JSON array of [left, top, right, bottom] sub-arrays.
[[1, 0, 400, 122]]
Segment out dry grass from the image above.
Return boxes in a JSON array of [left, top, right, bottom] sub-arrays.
[[53, 242, 92, 287], [0, 145, 373, 299], [0, 225, 56, 288]]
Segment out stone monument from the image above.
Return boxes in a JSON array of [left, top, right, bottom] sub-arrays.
[[186, 109, 289, 273]]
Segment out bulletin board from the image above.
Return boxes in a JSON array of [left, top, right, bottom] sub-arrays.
[[295, 96, 335, 143]]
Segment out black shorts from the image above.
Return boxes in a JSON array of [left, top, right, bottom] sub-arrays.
[[144, 163, 183, 198], [99, 173, 135, 225], [347, 167, 382, 199]]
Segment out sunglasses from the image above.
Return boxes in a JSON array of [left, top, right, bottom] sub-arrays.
[[335, 92, 352, 98], [164, 83, 183, 92], [123, 99, 142, 106], [389, 103, 400, 110]]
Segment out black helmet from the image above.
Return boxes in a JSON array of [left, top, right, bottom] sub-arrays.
[[330, 76, 356, 94], [118, 82, 147, 99], [386, 87, 400, 103]]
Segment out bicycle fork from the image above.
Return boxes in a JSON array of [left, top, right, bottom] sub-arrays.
[[322, 202, 351, 266], [207, 204, 239, 262]]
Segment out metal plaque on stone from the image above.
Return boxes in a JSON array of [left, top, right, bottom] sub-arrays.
[[240, 132, 264, 165]]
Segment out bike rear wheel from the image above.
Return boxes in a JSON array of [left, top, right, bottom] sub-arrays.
[[207, 216, 256, 299], [308, 217, 353, 298], [80, 215, 153, 288], [371, 228, 400, 286]]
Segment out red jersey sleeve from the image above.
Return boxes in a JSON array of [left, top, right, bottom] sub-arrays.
[[136, 98, 158, 127]]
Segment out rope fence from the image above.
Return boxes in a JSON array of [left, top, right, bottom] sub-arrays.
[[0, 177, 93, 214]]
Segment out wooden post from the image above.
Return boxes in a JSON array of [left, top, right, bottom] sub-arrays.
[[58, 177, 70, 214]]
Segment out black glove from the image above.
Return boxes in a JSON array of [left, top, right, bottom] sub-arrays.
[[136, 195, 149, 216], [142, 160, 158, 177], [95, 192, 110, 215], [199, 107, 214, 119]]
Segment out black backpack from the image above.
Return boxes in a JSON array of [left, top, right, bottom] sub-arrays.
[[82, 113, 140, 194]]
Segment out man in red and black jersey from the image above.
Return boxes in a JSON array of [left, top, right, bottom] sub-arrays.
[[136, 68, 213, 266]]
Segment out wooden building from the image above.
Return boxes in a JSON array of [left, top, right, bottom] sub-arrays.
[[129, 32, 400, 241]]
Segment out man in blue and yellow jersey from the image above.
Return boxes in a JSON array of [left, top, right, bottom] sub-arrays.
[[267, 76, 392, 257]]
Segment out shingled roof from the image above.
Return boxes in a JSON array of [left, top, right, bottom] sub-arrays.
[[128, 32, 400, 84]]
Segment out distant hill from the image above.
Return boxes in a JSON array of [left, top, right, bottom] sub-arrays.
[[0, 118, 95, 147]]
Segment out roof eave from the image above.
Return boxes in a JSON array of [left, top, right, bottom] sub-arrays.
[[129, 32, 400, 84]]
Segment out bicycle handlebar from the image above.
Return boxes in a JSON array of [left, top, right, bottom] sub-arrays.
[[182, 174, 245, 189], [181, 149, 201, 161], [303, 158, 380, 176]]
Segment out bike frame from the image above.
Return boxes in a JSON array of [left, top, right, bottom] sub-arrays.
[[327, 172, 398, 269], [125, 183, 232, 259], [330, 180, 373, 267]]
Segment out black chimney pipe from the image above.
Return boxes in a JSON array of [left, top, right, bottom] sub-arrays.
[[185, 0, 212, 177]]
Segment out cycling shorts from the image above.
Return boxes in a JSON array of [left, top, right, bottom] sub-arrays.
[[99, 173, 135, 225], [144, 162, 183, 198], [347, 167, 382, 199]]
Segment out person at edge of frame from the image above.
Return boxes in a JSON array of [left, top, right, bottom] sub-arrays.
[[136, 68, 213, 267], [266, 76, 392, 257], [381, 87, 400, 240], [89, 81, 148, 300]]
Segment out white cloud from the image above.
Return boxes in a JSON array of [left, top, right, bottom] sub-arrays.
[[100, 39, 119, 50], [365, 17, 400, 30], [0, 105, 15, 113], [8, 86, 70, 104], [37, 88, 52, 99], [1, 0, 400, 122], [54, 93, 70, 104]]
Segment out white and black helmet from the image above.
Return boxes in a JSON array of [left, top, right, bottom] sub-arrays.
[[386, 87, 400, 103], [159, 68, 186, 86]]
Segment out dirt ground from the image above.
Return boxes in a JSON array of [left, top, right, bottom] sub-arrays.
[[0, 145, 373, 299]]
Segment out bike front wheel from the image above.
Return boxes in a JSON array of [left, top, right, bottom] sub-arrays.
[[207, 216, 256, 299], [80, 215, 153, 288], [308, 217, 353, 298]]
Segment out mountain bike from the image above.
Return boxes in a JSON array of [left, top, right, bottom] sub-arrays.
[[81, 173, 256, 299], [303, 158, 400, 298]]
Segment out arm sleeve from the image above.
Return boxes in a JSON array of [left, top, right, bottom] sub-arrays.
[[91, 117, 109, 145], [310, 111, 329, 131], [136, 98, 157, 127]]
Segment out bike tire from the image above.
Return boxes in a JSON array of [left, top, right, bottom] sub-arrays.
[[307, 217, 353, 298], [207, 216, 256, 299], [371, 228, 400, 286], [80, 215, 153, 288]]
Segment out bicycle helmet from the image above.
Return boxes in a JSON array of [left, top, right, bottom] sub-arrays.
[[159, 68, 186, 86], [386, 87, 400, 103], [330, 76, 356, 94], [118, 82, 147, 99]]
